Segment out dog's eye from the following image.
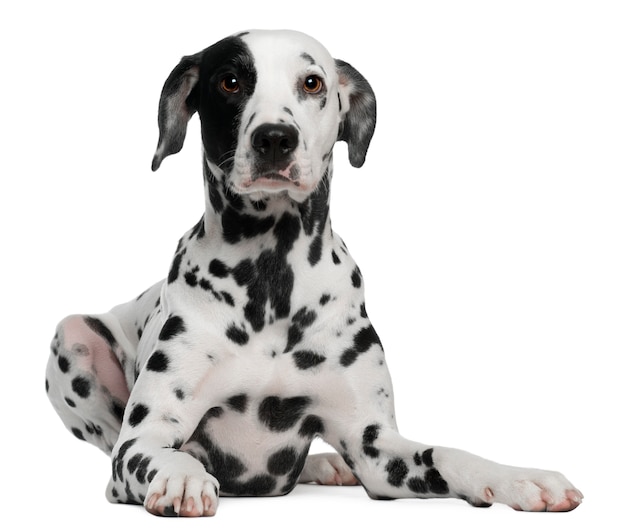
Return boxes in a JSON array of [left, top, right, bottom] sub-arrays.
[[303, 75, 324, 94], [220, 75, 240, 94]]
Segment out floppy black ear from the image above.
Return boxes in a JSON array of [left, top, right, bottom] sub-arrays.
[[336, 59, 377, 168], [151, 52, 203, 171]]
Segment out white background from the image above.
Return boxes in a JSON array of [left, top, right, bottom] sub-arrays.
[[2, 1, 624, 527]]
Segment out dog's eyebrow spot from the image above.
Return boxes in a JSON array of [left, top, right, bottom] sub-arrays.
[[300, 52, 316, 65]]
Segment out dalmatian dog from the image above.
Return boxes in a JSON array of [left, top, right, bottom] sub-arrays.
[[46, 29, 583, 517]]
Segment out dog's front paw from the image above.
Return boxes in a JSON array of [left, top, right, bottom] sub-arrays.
[[482, 469, 583, 512], [145, 457, 220, 517]]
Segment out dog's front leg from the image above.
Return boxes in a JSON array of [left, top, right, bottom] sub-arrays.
[[330, 424, 582, 511], [106, 324, 222, 517]]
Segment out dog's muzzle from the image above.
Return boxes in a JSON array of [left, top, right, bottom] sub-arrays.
[[249, 123, 301, 185]]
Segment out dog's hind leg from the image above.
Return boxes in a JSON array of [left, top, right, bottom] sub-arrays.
[[46, 313, 136, 454]]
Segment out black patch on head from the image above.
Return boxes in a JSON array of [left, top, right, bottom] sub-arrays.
[[385, 458, 409, 487], [71, 376, 91, 398], [258, 396, 311, 432], [174, 388, 185, 400], [298, 415, 325, 438], [128, 404, 149, 427], [267, 447, 298, 476], [159, 315, 186, 341], [332, 250, 341, 264], [319, 294, 331, 306], [340, 325, 383, 367], [351, 266, 362, 288], [293, 350, 326, 370], [196, 36, 257, 173], [227, 393, 248, 413], [146, 350, 169, 372]]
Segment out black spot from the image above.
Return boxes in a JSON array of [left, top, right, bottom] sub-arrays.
[[258, 396, 311, 432], [413, 451, 422, 466], [184, 269, 198, 287], [222, 207, 275, 244], [207, 406, 224, 419], [340, 325, 382, 367], [332, 250, 341, 264], [385, 458, 409, 487], [308, 235, 323, 266], [221, 291, 235, 306], [298, 415, 325, 438], [226, 393, 248, 413], [71, 376, 91, 398], [111, 401, 125, 422], [136, 456, 152, 484], [234, 474, 277, 496], [422, 448, 434, 467], [267, 447, 298, 475], [293, 350, 326, 370], [58, 355, 70, 373], [425, 468, 449, 494], [112, 438, 137, 482], [226, 323, 249, 345], [127, 453, 143, 474], [146, 350, 169, 372], [319, 294, 331, 306], [168, 252, 183, 283], [362, 424, 381, 458], [65, 397, 76, 408], [159, 315, 186, 341], [351, 266, 362, 288], [71, 427, 85, 441], [285, 307, 317, 353], [174, 388, 185, 400], [407, 476, 428, 494], [84, 316, 117, 348], [128, 404, 149, 427], [209, 259, 230, 278]]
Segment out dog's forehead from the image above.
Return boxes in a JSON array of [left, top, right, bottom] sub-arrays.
[[238, 30, 335, 73]]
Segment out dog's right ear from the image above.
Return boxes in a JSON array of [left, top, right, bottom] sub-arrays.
[[151, 52, 203, 171]]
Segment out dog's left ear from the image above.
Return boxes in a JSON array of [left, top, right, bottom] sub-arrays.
[[151, 52, 203, 171], [336, 59, 377, 168]]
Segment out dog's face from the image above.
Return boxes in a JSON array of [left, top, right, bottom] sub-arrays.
[[151, 30, 376, 203]]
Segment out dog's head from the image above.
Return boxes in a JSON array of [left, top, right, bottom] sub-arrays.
[[151, 30, 376, 202]]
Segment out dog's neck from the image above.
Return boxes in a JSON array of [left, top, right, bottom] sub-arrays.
[[200, 157, 333, 254]]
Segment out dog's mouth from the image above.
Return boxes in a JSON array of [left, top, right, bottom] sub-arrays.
[[241, 161, 302, 190]]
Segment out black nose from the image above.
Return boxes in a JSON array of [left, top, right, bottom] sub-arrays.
[[251, 124, 299, 163]]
